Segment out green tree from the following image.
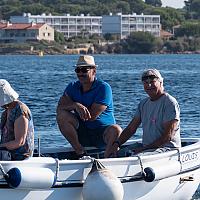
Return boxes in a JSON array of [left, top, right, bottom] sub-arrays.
[[21, 4, 52, 15], [164, 40, 185, 53], [144, 7, 184, 31], [116, 1, 131, 14], [128, 0, 148, 14], [123, 31, 156, 53], [175, 22, 200, 37], [190, 0, 200, 18], [54, 31, 65, 43]]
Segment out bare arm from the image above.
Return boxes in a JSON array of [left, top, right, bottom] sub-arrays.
[[57, 95, 107, 121], [107, 117, 141, 157], [88, 103, 107, 121], [0, 115, 28, 150], [57, 95, 77, 111], [118, 117, 141, 145]]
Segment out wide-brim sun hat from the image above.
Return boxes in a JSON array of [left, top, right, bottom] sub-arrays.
[[74, 55, 98, 67], [141, 68, 164, 82], [0, 79, 19, 107]]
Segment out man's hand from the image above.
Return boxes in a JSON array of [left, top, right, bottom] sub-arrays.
[[74, 102, 91, 121]]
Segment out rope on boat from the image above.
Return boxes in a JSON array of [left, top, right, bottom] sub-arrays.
[[38, 134, 41, 157], [176, 148, 183, 172], [136, 155, 145, 176], [54, 156, 94, 184], [0, 164, 8, 179], [55, 158, 59, 182]]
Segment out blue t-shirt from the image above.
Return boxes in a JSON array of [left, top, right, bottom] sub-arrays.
[[64, 78, 116, 129]]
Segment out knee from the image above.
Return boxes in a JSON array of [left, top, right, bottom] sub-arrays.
[[56, 110, 66, 124], [56, 110, 78, 128], [107, 124, 122, 137], [113, 124, 122, 136], [56, 110, 72, 126]]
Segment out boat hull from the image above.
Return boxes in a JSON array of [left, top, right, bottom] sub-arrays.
[[0, 168, 199, 200], [0, 138, 199, 200]]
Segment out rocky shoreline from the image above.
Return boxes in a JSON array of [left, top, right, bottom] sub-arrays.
[[0, 43, 200, 55]]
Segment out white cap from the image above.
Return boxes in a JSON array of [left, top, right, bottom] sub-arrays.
[[141, 69, 164, 82], [0, 79, 19, 107]]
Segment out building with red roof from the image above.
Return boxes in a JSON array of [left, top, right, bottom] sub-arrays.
[[0, 22, 54, 42]]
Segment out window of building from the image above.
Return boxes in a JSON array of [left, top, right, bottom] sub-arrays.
[[77, 19, 84, 24], [145, 25, 152, 30], [130, 24, 136, 31], [137, 24, 144, 31], [152, 17, 159, 23], [61, 25, 68, 31], [130, 17, 136, 22], [69, 25, 76, 31], [61, 18, 68, 24], [69, 19, 76, 24], [53, 18, 60, 24], [37, 18, 45, 23], [85, 19, 91, 24], [137, 17, 144, 23], [31, 32, 35, 37], [46, 19, 52, 24], [145, 17, 152, 23], [122, 17, 129, 24], [77, 25, 84, 30], [85, 25, 91, 31]]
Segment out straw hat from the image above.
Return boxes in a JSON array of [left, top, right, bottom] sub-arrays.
[[0, 79, 19, 107], [74, 55, 97, 67]]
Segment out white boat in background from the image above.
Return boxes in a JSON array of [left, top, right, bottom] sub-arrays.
[[0, 138, 199, 200]]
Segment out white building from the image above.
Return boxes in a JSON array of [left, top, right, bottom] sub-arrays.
[[10, 13, 102, 38], [10, 13, 160, 39], [102, 13, 160, 38]]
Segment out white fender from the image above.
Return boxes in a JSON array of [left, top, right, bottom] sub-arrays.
[[82, 159, 124, 200], [5, 167, 56, 189]]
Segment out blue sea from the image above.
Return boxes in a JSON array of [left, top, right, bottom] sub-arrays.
[[0, 54, 199, 198]]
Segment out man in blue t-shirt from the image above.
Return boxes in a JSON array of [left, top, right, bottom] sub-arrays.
[[56, 55, 122, 158]]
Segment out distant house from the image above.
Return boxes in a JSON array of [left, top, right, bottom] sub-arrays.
[[160, 29, 173, 40], [0, 22, 54, 42]]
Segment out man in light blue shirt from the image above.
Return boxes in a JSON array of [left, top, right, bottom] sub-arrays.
[[57, 55, 122, 158]]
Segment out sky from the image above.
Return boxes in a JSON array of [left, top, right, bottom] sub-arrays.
[[161, 0, 185, 8]]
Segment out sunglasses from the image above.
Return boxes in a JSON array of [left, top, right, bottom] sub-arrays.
[[75, 67, 93, 73], [142, 75, 159, 83]]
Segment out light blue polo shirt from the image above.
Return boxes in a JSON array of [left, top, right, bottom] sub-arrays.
[[64, 78, 116, 129]]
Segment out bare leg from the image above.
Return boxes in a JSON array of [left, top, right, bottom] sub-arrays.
[[56, 110, 84, 155], [103, 124, 122, 158]]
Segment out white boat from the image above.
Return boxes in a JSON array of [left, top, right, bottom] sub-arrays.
[[0, 137, 199, 200]]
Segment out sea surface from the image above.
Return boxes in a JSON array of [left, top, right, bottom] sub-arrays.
[[0, 54, 199, 198]]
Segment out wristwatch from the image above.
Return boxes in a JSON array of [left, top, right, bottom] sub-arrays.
[[113, 140, 121, 148]]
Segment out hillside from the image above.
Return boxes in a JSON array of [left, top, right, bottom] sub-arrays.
[[0, 0, 148, 20], [1, 0, 195, 31]]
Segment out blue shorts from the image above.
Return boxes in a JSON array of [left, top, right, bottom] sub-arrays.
[[77, 120, 108, 148]]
